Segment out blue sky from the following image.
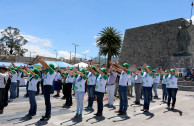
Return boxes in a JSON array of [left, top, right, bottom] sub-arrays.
[[0, 0, 193, 59]]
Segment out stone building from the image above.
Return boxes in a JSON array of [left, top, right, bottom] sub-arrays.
[[119, 18, 194, 69]]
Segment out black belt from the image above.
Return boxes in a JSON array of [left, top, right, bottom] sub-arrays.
[[107, 83, 115, 86]]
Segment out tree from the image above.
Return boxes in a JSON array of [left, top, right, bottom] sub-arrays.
[[96, 27, 122, 67], [0, 27, 28, 56]]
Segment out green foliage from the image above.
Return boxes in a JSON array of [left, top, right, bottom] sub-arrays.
[[96, 27, 122, 67], [0, 27, 28, 56]]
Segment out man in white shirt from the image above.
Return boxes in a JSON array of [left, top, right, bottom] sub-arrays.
[[110, 61, 131, 115], [0, 66, 9, 114]]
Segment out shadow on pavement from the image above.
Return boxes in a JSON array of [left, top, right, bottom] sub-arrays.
[[7, 116, 32, 124], [107, 114, 130, 122], [25, 120, 48, 126], [86, 116, 105, 124], [163, 109, 183, 116], [136, 111, 155, 120], [60, 117, 82, 126], [84, 108, 94, 115]]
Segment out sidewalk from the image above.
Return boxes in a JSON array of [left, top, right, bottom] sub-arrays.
[[0, 87, 194, 126]]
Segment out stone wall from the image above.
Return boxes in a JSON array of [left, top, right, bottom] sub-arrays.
[[119, 18, 194, 69]]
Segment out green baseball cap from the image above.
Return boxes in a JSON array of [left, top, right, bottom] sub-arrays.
[[69, 67, 73, 70], [170, 69, 175, 72], [152, 69, 156, 72], [10, 67, 14, 70], [15, 68, 18, 71], [122, 63, 129, 67], [92, 66, 95, 69], [33, 68, 39, 73], [17, 66, 20, 69], [79, 68, 85, 73], [100, 67, 106, 72], [49, 64, 55, 69], [146, 66, 151, 69], [165, 70, 168, 73]]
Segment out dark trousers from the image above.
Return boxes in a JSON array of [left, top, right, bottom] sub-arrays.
[[41, 80, 44, 94], [167, 88, 178, 107], [28, 90, 37, 115], [118, 85, 128, 112], [4, 78, 11, 107], [62, 84, 67, 98], [143, 86, 152, 110], [43, 85, 51, 116], [96, 91, 104, 114], [134, 83, 142, 103], [162, 84, 167, 101], [0, 88, 6, 110], [16, 80, 20, 97], [26, 81, 29, 96], [37, 81, 40, 94], [87, 85, 95, 107], [65, 83, 73, 105]]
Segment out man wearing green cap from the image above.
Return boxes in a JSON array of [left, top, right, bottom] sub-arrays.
[[35, 55, 56, 121], [152, 69, 162, 99], [85, 66, 99, 109], [9, 66, 18, 101], [90, 65, 107, 116], [165, 68, 178, 109], [65, 67, 76, 106], [141, 63, 154, 112], [12, 62, 24, 98], [110, 61, 131, 115]]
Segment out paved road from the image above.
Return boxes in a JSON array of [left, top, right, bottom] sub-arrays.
[[0, 87, 194, 126]]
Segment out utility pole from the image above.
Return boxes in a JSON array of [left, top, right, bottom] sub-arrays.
[[72, 43, 79, 64], [29, 51, 35, 63], [54, 50, 58, 60], [70, 51, 71, 63]]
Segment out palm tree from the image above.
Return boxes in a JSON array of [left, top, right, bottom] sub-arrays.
[[96, 27, 122, 68]]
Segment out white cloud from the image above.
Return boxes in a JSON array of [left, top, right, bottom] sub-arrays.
[[57, 50, 81, 59], [82, 49, 90, 54], [23, 44, 55, 58], [22, 34, 53, 47]]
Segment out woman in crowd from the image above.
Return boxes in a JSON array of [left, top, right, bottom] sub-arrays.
[[54, 68, 62, 97], [25, 66, 39, 117], [160, 68, 169, 102], [165, 68, 178, 109], [72, 67, 87, 118]]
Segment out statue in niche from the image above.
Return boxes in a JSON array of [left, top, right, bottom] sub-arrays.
[[174, 20, 192, 56]]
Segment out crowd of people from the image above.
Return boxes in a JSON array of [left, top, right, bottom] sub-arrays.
[[0, 55, 179, 121]]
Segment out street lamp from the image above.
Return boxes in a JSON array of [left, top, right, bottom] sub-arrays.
[[54, 50, 58, 60], [28, 51, 35, 63], [72, 43, 79, 64]]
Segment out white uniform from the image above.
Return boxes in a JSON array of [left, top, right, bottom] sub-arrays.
[[0, 72, 9, 88], [119, 70, 131, 86], [166, 74, 178, 88], [142, 72, 153, 87], [44, 67, 56, 85], [28, 74, 39, 91], [95, 74, 108, 93]]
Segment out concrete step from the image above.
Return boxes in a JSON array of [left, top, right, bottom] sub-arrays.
[[158, 84, 194, 92]]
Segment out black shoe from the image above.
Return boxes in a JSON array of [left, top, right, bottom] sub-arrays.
[[135, 101, 140, 105], [40, 116, 50, 121], [54, 94, 60, 97], [96, 113, 102, 116]]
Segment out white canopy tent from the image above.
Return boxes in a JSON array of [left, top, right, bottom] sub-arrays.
[[74, 62, 88, 68]]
